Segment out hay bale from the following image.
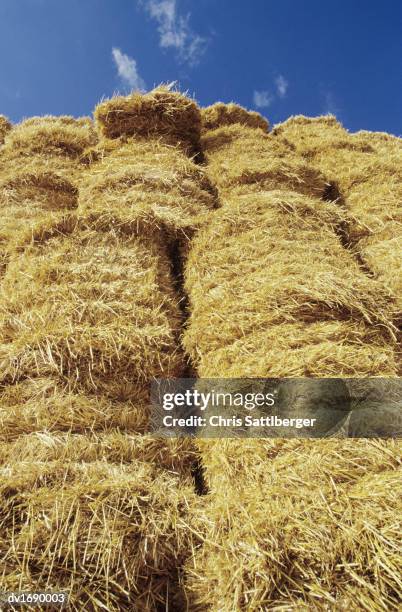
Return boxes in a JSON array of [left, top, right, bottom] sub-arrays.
[[272, 117, 379, 200], [79, 138, 216, 238], [0, 458, 200, 610], [272, 115, 370, 192], [0, 229, 185, 397], [186, 439, 401, 610], [272, 114, 347, 149], [346, 377, 402, 408], [0, 377, 198, 482], [0, 115, 97, 181], [199, 438, 400, 492], [202, 123, 327, 198], [2, 115, 96, 158], [21, 115, 92, 127], [0, 172, 78, 255], [303, 138, 377, 192], [311, 147, 401, 208], [94, 86, 201, 155], [0, 114, 12, 145], [184, 191, 398, 377], [195, 322, 397, 378], [0, 378, 149, 438], [272, 116, 402, 201], [201, 102, 269, 132], [0, 428, 196, 476]]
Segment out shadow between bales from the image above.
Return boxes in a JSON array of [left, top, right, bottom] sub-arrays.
[[166, 237, 210, 498], [323, 181, 376, 278]]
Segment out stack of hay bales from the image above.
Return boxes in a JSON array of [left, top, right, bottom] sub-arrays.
[[0, 87, 216, 401], [182, 104, 401, 609], [0, 89, 215, 608], [0, 93, 400, 609], [273, 116, 402, 309], [184, 104, 398, 379]]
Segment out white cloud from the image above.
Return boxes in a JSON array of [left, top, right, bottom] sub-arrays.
[[112, 47, 146, 90], [140, 0, 207, 65], [253, 90, 274, 109], [275, 74, 288, 98]]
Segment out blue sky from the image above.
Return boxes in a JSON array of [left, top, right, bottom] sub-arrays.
[[0, 0, 401, 134]]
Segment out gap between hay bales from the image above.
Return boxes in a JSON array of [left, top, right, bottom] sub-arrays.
[[322, 182, 377, 278]]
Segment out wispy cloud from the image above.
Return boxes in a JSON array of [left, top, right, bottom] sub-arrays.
[[275, 74, 288, 98], [253, 74, 288, 109], [140, 0, 208, 66], [323, 91, 339, 115], [253, 90, 274, 109], [112, 48, 146, 90]]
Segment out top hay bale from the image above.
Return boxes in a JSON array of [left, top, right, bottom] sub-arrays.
[[0, 115, 12, 145], [94, 86, 201, 155], [201, 102, 269, 132]]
